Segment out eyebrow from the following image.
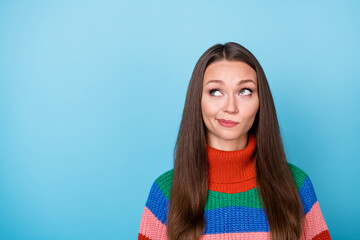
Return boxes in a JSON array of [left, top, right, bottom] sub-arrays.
[[205, 79, 256, 86]]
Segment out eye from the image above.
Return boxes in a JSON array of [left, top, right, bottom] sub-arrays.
[[209, 88, 253, 97], [240, 88, 253, 96], [209, 89, 221, 96]]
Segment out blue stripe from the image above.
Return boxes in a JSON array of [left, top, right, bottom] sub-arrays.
[[144, 175, 317, 231], [204, 206, 269, 234], [145, 181, 169, 225], [298, 175, 318, 214]]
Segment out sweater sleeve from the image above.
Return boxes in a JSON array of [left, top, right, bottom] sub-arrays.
[[299, 174, 331, 240], [138, 180, 169, 240]]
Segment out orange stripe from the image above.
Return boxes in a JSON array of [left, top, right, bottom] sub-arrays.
[[312, 229, 331, 240], [138, 233, 152, 240]]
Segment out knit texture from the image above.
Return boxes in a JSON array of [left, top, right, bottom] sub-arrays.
[[138, 135, 331, 239], [206, 133, 257, 193]]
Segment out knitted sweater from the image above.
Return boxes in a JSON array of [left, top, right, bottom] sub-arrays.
[[138, 134, 331, 239]]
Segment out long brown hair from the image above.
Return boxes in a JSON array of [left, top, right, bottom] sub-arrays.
[[167, 42, 305, 240]]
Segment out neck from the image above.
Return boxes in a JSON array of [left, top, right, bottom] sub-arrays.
[[206, 133, 249, 151], [206, 133, 257, 193]]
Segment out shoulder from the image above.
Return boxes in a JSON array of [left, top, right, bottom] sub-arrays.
[[287, 162, 309, 191], [142, 169, 174, 227], [155, 168, 174, 186], [287, 162, 318, 214], [148, 169, 174, 200]]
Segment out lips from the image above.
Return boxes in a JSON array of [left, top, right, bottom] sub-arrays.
[[218, 119, 238, 124], [217, 119, 239, 127]]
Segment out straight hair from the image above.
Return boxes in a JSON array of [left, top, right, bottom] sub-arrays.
[[167, 42, 305, 240]]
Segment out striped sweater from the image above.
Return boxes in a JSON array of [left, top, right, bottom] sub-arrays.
[[138, 134, 331, 239]]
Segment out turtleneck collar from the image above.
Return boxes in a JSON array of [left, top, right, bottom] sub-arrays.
[[206, 133, 257, 193]]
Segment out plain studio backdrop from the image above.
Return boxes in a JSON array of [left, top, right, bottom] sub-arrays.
[[0, 0, 359, 239]]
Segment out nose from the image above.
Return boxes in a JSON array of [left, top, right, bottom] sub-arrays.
[[224, 94, 238, 113]]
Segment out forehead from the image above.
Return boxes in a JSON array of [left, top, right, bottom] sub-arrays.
[[203, 60, 257, 84]]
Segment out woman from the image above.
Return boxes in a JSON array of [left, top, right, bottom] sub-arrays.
[[138, 42, 331, 240]]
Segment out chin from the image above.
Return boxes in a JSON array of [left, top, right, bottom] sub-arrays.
[[218, 134, 243, 140]]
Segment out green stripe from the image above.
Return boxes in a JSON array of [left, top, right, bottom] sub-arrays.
[[155, 169, 173, 199], [205, 188, 262, 210], [288, 162, 308, 191], [155, 162, 308, 210]]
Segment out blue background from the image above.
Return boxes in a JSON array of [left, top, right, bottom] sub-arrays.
[[0, 0, 359, 239]]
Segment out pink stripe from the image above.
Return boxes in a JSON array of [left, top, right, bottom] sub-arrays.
[[300, 201, 329, 240], [138, 201, 328, 240], [139, 206, 168, 240], [200, 232, 270, 239]]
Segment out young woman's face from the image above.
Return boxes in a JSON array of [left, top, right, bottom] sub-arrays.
[[201, 60, 259, 148]]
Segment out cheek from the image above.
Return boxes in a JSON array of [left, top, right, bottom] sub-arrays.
[[202, 101, 219, 117], [247, 101, 259, 117], [241, 101, 259, 119], [201, 97, 212, 116]]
